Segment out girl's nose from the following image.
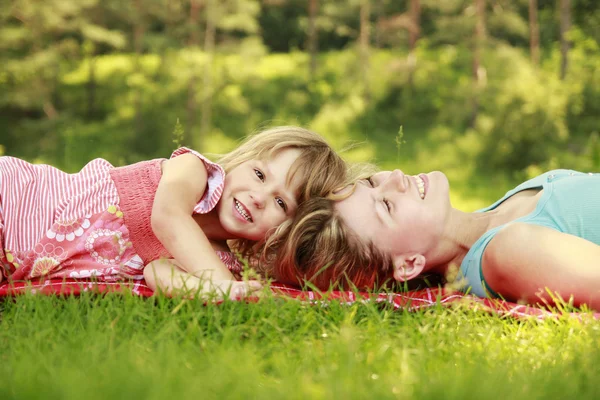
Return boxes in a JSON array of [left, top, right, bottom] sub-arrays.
[[249, 192, 266, 209]]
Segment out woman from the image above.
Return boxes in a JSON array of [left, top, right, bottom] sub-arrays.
[[274, 168, 600, 310]]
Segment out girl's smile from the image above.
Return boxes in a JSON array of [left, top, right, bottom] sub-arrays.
[[233, 198, 253, 222]]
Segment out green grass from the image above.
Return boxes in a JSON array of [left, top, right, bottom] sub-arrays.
[[1, 292, 599, 399]]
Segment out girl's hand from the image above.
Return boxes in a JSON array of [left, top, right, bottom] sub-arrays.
[[144, 258, 263, 301], [206, 279, 264, 301]]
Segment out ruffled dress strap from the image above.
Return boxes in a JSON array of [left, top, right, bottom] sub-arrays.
[[170, 148, 225, 214]]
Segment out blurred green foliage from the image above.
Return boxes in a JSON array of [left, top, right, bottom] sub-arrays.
[[1, 0, 599, 210]]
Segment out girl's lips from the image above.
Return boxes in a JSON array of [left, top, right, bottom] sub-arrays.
[[233, 198, 253, 223]]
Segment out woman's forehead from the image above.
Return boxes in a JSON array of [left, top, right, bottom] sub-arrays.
[[335, 185, 375, 238]]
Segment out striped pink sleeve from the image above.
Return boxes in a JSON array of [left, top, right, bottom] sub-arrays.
[[170, 147, 225, 214]]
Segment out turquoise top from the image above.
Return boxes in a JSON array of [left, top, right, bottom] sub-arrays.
[[459, 169, 600, 298]]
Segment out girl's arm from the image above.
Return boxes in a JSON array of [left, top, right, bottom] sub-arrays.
[[144, 258, 261, 299], [482, 222, 600, 309], [151, 153, 234, 282]]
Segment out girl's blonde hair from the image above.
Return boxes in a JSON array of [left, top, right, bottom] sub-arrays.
[[218, 126, 348, 265]]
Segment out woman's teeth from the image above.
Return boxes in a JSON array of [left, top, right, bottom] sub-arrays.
[[415, 175, 425, 199], [235, 200, 252, 222]]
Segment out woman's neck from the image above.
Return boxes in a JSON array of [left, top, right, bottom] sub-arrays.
[[429, 190, 542, 276], [427, 208, 501, 276]]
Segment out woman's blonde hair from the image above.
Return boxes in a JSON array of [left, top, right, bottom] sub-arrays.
[[218, 126, 348, 263], [272, 196, 395, 290], [263, 162, 396, 290]]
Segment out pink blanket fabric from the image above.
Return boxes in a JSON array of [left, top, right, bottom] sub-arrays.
[[0, 279, 597, 320]]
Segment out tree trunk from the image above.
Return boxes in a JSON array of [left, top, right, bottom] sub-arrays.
[[407, 0, 421, 88], [133, 0, 145, 137], [307, 0, 319, 79], [559, 0, 571, 80], [199, 0, 216, 150], [529, 0, 540, 67], [408, 0, 420, 51], [87, 56, 96, 118], [359, 0, 370, 101], [471, 0, 486, 128], [186, 0, 201, 148]]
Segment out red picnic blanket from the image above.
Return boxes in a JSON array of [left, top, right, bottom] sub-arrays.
[[1, 278, 598, 320]]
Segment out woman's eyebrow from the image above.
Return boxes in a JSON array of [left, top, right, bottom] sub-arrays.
[[366, 186, 385, 225]]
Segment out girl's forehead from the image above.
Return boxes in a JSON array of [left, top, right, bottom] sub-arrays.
[[259, 148, 304, 196]]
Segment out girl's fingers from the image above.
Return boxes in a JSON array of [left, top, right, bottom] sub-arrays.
[[229, 280, 263, 300], [247, 280, 263, 291], [231, 283, 248, 299]]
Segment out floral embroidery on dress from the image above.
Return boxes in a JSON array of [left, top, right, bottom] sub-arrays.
[[84, 229, 128, 265], [78, 205, 133, 266], [30, 242, 68, 278], [46, 215, 91, 242], [2, 249, 19, 273]]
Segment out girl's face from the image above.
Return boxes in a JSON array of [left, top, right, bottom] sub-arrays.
[[218, 148, 302, 241], [334, 169, 451, 277]]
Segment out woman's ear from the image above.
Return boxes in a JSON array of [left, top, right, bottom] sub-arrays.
[[392, 254, 426, 282]]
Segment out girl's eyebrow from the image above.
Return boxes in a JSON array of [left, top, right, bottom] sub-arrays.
[[265, 161, 298, 213]]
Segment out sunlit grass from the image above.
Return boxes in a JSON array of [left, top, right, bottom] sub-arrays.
[[1, 292, 599, 399]]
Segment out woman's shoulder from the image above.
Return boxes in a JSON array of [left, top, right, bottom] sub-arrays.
[[487, 169, 578, 208], [518, 169, 585, 186], [483, 223, 537, 263]]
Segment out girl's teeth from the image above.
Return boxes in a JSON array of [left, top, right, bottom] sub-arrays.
[[235, 200, 252, 222]]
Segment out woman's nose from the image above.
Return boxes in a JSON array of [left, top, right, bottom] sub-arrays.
[[381, 169, 407, 192]]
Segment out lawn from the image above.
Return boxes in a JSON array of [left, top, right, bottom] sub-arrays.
[[1, 291, 599, 399]]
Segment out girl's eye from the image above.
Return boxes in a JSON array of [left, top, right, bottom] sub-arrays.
[[276, 197, 288, 212], [383, 198, 391, 212], [254, 169, 265, 181], [366, 176, 374, 187]]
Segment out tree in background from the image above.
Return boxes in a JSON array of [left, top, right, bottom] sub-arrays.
[[307, 0, 319, 78], [529, 0, 540, 66], [472, 0, 486, 126], [559, 0, 571, 80], [133, 0, 147, 137], [408, 0, 421, 87], [2, 0, 600, 181], [359, 0, 370, 101], [0, 0, 126, 161], [186, 0, 201, 148]]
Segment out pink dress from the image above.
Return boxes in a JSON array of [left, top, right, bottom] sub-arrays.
[[0, 148, 243, 282]]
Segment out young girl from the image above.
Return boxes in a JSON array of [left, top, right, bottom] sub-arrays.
[[0, 126, 347, 299], [275, 168, 600, 310]]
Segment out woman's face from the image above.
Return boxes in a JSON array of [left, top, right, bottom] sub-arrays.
[[334, 169, 450, 278]]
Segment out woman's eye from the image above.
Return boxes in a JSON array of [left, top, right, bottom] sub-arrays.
[[276, 197, 287, 211], [254, 169, 265, 181], [366, 176, 374, 187], [383, 198, 391, 212]]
